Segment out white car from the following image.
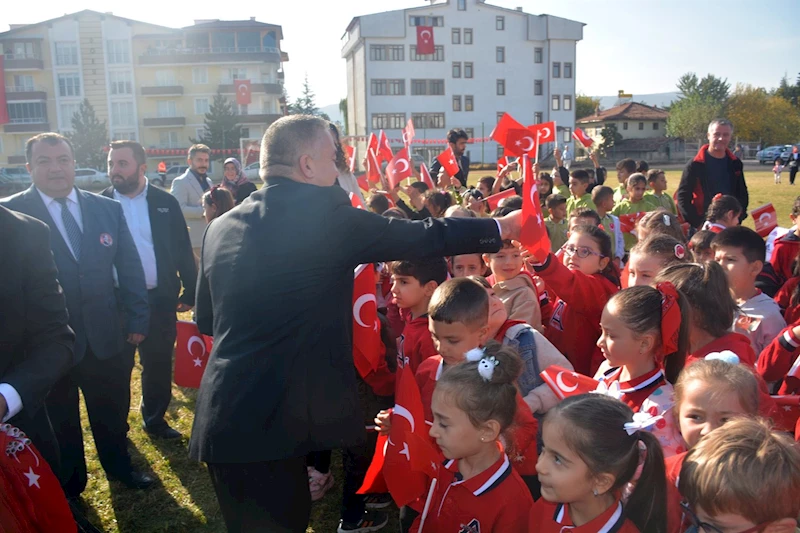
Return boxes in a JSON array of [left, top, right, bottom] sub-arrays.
[[244, 162, 260, 180], [74, 168, 108, 188]]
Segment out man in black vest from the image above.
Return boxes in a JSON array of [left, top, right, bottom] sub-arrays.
[[103, 140, 197, 439]]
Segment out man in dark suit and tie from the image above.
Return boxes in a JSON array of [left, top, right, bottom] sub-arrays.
[[102, 140, 197, 440], [429, 128, 470, 187], [189, 115, 522, 532], [0, 204, 74, 474], [1, 133, 152, 498]]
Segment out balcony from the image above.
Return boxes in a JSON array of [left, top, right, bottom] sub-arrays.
[[142, 112, 185, 127], [141, 85, 184, 96], [139, 46, 282, 66], [4, 119, 50, 133], [235, 112, 282, 126], [217, 78, 282, 95], [2, 52, 44, 70], [4, 85, 47, 101]]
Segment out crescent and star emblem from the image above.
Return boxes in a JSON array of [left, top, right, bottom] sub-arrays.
[[420, 29, 432, 42], [393, 404, 416, 433], [556, 371, 579, 393], [394, 159, 409, 175], [353, 294, 377, 328]]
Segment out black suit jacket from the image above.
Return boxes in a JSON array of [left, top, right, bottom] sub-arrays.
[[0, 205, 74, 418], [189, 177, 502, 463], [102, 184, 197, 310], [430, 153, 470, 187]]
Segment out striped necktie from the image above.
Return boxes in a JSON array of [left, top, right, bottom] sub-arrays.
[[54, 197, 82, 260]]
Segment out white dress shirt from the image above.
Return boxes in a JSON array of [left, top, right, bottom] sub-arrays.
[[114, 180, 158, 290], [36, 187, 83, 260]]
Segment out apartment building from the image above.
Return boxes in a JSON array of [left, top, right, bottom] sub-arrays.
[[0, 10, 287, 171], [341, 0, 584, 163]]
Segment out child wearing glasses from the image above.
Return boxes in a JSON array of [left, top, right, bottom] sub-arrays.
[[679, 417, 800, 533], [525, 225, 620, 376]]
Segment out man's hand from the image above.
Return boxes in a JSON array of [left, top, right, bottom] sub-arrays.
[[496, 210, 522, 241], [437, 167, 450, 189], [176, 303, 193, 313], [375, 409, 392, 436], [127, 333, 146, 346], [0, 394, 7, 422], [450, 176, 462, 189], [589, 150, 600, 168], [531, 162, 540, 181]]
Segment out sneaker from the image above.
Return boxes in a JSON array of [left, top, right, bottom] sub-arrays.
[[308, 467, 334, 501], [337, 510, 389, 532], [364, 493, 393, 509]]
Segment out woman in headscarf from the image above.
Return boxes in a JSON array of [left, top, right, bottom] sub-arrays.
[[221, 157, 257, 205], [329, 123, 366, 206]]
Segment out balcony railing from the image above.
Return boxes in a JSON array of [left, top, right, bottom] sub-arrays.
[[9, 117, 47, 124], [144, 46, 279, 56], [3, 52, 44, 70], [139, 46, 281, 66], [3, 52, 41, 60], [5, 84, 47, 92], [219, 76, 279, 85], [142, 111, 185, 127]]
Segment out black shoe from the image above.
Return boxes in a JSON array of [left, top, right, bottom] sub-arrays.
[[364, 493, 393, 509], [144, 424, 182, 440], [107, 470, 155, 490], [337, 510, 389, 532]]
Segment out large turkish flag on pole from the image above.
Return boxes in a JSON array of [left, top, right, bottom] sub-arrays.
[[519, 154, 551, 262], [235, 79, 251, 105], [416, 26, 435, 55]]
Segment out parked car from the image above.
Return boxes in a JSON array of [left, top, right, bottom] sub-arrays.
[[74, 168, 108, 188], [758, 145, 793, 164], [150, 165, 189, 187], [244, 162, 260, 180], [0, 167, 31, 187]]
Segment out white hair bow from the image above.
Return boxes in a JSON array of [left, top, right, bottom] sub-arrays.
[[477, 356, 499, 382], [465, 348, 485, 362], [592, 380, 623, 400], [623, 411, 663, 436], [705, 351, 740, 365]]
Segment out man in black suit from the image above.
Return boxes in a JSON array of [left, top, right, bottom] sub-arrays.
[[103, 140, 197, 440], [1, 133, 152, 498], [0, 205, 74, 474], [429, 128, 470, 187], [189, 115, 522, 532]]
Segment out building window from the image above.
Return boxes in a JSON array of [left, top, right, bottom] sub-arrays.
[[155, 70, 176, 86], [371, 79, 405, 95], [534, 80, 543, 96], [458, 0, 466, 10], [54, 42, 78, 66], [464, 29, 473, 44], [238, 104, 249, 115], [563, 128, 572, 143], [196, 127, 206, 140], [410, 45, 444, 61], [465, 128, 474, 138], [552, 95, 560, 110], [411, 79, 445, 95], [465, 95, 474, 112], [157, 100, 177, 117], [496, 16, 505, 30], [371, 113, 406, 129], [564, 95, 572, 111], [159, 131, 179, 148], [240, 127, 250, 138], [12, 75, 34, 91], [195, 98, 210, 115], [552, 62, 561, 78], [453, 95, 462, 112], [464, 62, 473, 78], [534, 47, 543, 63], [623, 122, 629, 130], [564, 62, 573, 78], [111, 131, 136, 141], [108, 71, 132, 95], [227, 68, 247, 81], [59, 103, 80, 130], [411, 113, 445, 129], [106, 40, 131, 64], [653, 122, 659, 130], [452, 29, 461, 44], [111, 101, 135, 127], [497, 145, 505, 159], [497, 112, 504, 123], [7, 102, 46, 124], [370, 45, 405, 61], [497, 79, 505, 96], [9, 42, 35, 59], [496, 46, 505, 63], [452, 62, 461, 78], [638, 122, 644, 130], [409, 16, 444, 26], [57, 73, 81, 97], [192, 67, 208, 84], [534, 112, 543, 124]]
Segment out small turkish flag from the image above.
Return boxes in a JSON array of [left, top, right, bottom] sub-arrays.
[[436, 146, 460, 178], [403, 119, 416, 147], [353, 264, 381, 377], [416, 26, 435, 55], [350, 192, 364, 209], [357, 433, 389, 494], [406, 430, 440, 480], [497, 155, 515, 174], [540, 366, 600, 400], [174, 321, 213, 389], [377, 130, 394, 164], [770, 395, 800, 434], [357, 174, 370, 191], [368, 132, 379, 157], [367, 149, 382, 183], [618, 211, 649, 234], [519, 154, 551, 262], [484, 188, 517, 211], [235, 79, 251, 106], [419, 164, 434, 189], [491, 113, 527, 149], [751, 203, 778, 237], [344, 144, 356, 174], [506, 128, 537, 157], [529, 121, 556, 144], [573, 128, 594, 148], [386, 148, 412, 190]]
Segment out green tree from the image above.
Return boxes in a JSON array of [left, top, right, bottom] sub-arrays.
[[292, 74, 330, 120], [339, 97, 348, 134], [190, 91, 242, 162], [666, 94, 723, 142], [575, 94, 601, 120], [599, 123, 622, 154], [729, 83, 800, 145], [677, 72, 730, 103], [66, 99, 108, 170], [774, 73, 799, 108]]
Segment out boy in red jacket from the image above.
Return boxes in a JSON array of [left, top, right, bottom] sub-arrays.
[[769, 196, 800, 283]]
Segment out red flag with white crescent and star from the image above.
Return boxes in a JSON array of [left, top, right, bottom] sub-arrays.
[[357, 433, 390, 494], [416, 26, 435, 55], [770, 395, 800, 435], [344, 144, 356, 174], [377, 130, 394, 164], [540, 366, 600, 400], [235, 79, 251, 105], [618, 211, 649, 234], [519, 154, 551, 262], [750, 203, 778, 237], [484, 188, 517, 211], [174, 321, 213, 388], [403, 119, 416, 148], [435, 146, 460, 177], [528, 121, 556, 144], [419, 163, 434, 189], [506, 128, 538, 157], [490, 112, 527, 149], [350, 192, 364, 209], [352, 264, 381, 377], [356, 174, 370, 191], [497, 155, 513, 174], [386, 147, 412, 190], [572, 128, 594, 148], [368, 132, 379, 157], [366, 149, 382, 183]]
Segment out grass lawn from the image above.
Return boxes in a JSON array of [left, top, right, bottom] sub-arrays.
[[77, 164, 791, 532]]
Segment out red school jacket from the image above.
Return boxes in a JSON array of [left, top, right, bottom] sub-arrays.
[[529, 498, 640, 533], [770, 231, 800, 284], [397, 313, 438, 376]]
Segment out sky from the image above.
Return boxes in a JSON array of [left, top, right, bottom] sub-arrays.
[[3, 0, 799, 108]]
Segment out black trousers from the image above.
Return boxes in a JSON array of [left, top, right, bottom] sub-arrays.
[[340, 432, 377, 523], [125, 304, 177, 430], [47, 347, 135, 497], [207, 456, 311, 533], [791, 166, 798, 185]]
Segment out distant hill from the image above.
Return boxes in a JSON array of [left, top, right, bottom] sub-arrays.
[[320, 104, 343, 125], [592, 91, 681, 110]]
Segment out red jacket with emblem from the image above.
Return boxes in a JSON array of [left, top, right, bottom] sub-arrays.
[[676, 145, 748, 229], [398, 313, 438, 376], [770, 232, 800, 285]]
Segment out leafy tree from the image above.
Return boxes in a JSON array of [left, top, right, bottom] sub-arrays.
[[666, 94, 723, 142], [190, 91, 242, 162], [729, 84, 800, 145], [677, 72, 730, 105], [575, 94, 601, 120], [66, 99, 108, 170], [774, 73, 799, 108], [599, 123, 622, 154], [339, 97, 348, 134], [292, 74, 330, 120]]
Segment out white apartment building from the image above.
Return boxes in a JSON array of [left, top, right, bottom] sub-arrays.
[[341, 0, 584, 164]]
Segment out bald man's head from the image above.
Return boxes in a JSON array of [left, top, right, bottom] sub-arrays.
[[260, 115, 338, 186]]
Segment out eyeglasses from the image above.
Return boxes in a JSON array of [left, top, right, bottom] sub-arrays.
[[561, 244, 604, 259], [680, 502, 766, 533]]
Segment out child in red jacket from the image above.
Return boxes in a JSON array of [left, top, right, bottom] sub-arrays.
[[769, 196, 800, 283], [526, 224, 620, 376]]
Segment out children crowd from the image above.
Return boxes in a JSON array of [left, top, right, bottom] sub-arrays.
[[328, 139, 800, 533]]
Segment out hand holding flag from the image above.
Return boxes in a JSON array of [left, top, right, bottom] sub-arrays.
[[435, 146, 460, 178], [518, 154, 551, 262], [386, 148, 412, 190], [572, 128, 594, 149]]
